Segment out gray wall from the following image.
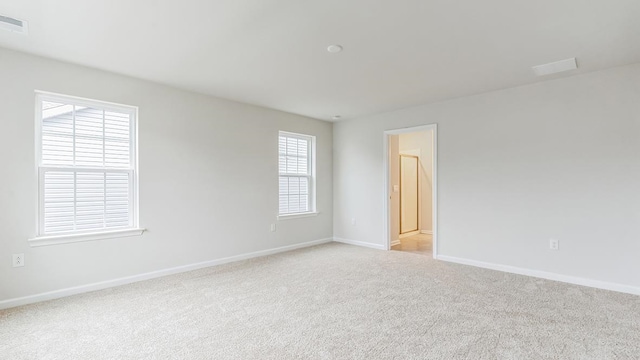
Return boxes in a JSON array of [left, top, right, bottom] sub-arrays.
[[334, 63, 640, 288], [0, 48, 333, 302], [389, 135, 400, 242]]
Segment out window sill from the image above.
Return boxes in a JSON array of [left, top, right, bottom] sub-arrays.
[[28, 228, 146, 247], [277, 212, 319, 221]]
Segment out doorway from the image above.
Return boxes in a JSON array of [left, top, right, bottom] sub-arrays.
[[383, 124, 437, 257]]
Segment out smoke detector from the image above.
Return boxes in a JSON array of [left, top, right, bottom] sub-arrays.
[[327, 45, 343, 53], [0, 14, 28, 35]]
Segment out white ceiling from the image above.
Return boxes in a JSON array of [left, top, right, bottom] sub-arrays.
[[1, 0, 639, 121]]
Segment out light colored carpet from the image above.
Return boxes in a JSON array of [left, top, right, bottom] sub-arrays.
[[1, 243, 639, 359]]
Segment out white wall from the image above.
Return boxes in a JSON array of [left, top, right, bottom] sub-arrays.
[[334, 63, 640, 288], [0, 47, 333, 302], [389, 135, 400, 242], [399, 131, 433, 232]]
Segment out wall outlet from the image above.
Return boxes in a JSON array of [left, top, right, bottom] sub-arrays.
[[351, 218, 356, 226], [13, 253, 24, 267], [270, 223, 276, 232], [549, 238, 559, 250]]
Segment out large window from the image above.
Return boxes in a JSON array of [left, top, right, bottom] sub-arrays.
[[33, 93, 140, 244], [278, 131, 316, 216]]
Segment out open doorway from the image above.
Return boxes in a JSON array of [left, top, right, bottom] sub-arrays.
[[384, 124, 437, 257]]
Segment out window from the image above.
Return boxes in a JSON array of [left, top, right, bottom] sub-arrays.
[[32, 92, 142, 245], [278, 131, 316, 216]]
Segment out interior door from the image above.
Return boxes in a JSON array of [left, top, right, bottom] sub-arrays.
[[400, 155, 419, 234]]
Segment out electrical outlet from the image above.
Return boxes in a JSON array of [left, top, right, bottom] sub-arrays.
[[351, 218, 356, 226], [549, 238, 559, 250], [12, 253, 24, 267], [270, 223, 276, 232]]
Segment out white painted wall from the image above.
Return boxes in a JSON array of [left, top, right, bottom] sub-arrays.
[[334, 63, 640, 288], [389, 135, 400, 243], [0, 48, 333, 302], [399, 131, 433, 232]]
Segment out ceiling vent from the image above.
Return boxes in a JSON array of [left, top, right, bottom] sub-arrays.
[[532, 58, 577, 76], [0, 14, 28, 35]]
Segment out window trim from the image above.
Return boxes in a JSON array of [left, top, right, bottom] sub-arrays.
[[277, 131, 317, 218], [30, 91, 144, 246], [277, 211, 319, 220], [28, 228, 146, 247]]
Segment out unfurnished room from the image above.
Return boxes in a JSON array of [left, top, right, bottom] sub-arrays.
[[1, 1, 639, 359]]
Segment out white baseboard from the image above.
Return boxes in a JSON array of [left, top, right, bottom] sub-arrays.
[[436, 255, 640, 296], [333, 237, 386, 250], [390, 239, 401, 247], [399, 230, 420, 239], [0, 237, 333, 310], [420, 230, 433, 235]]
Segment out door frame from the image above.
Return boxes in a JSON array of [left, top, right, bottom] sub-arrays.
[[383, 124, 438, 258]]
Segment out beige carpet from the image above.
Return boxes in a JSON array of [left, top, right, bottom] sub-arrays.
[[1, 243, 639, 359]]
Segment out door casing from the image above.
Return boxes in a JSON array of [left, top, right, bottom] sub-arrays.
[[383, 124, 437, 258]]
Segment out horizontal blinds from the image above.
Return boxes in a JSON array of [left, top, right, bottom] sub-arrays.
[[40, 99, 134, 235], [278, 176, 309, 215], [278, 136, 308, 175], [43, 171, 131, 233], [41, 102, 130, 168], [278, 133, 311, 215]]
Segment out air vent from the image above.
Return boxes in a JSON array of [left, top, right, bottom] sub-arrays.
[[0, 15, 28, 35], [532, 58, 577, 76]]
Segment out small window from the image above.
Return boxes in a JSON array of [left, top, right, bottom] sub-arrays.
[[278, 131, 316, 216], [34, 93, 139, 240]]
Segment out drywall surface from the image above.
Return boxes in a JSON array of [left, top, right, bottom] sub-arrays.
[[334, 63, 640, 287], [399, 131, 433, 232], [0, 48, 332, 302]]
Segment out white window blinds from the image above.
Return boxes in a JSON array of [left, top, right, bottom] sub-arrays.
[[37, 94, 138, 236], [278, 132, 315, 215]]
